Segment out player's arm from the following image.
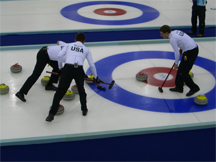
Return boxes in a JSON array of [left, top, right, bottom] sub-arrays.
[[57, 41, 67, 46], [170, 39, 180, 69], [86, 50, 98, 78], [57, 45, 68, 69]]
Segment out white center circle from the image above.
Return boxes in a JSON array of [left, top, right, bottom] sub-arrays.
[[104, 10, 116, 13], [154, 73, 173, 81]]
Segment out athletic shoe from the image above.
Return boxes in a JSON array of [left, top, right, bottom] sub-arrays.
[[188, 31, 196, 34], [82, 110, 88, 116], [46, 114, 54, 122], [169, 87, 183, 93], [15, 92, 26, 102], [186, 88, 200, 96], [45, 85, 57, 91], [197, 33, 203, 37]]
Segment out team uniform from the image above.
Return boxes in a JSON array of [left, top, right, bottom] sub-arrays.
[[16, 45, 65, 102], [190, 0, 207, 35], [169, 30, 200, 93], [47, 41, 97, 120]]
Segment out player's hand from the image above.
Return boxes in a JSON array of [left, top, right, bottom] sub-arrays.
[[174, 64, 178, 69], [179, 49, 183, 55], [84, 74, 88, 79], [93, 77, 101, 84], [58, 68, 63, 75]]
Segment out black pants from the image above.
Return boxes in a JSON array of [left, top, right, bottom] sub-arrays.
[[49, 64, 87, 115], [19, 47, 59, 95], [191, 5, 206, 34], [175, 46, 200, 91]]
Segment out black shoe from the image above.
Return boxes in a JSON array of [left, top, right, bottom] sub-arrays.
[[82, 110, 88, 116], [46, 114, 54, 122], [188, 31, 196, 34], [186, 88, 200, 96], [197, 33, 203, 37], [45, 85, 57, 91], [169, 87, 183, 93], [15, 92, 26, 102]]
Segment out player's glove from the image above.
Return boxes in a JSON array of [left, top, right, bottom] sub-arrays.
[[93, 77, 101, 84], [84, 74, 88, 79], [179, 49, 183, 55], [58, 68, 64, 75]]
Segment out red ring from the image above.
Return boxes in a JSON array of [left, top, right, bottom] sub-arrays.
[[94, 8, 126, 16], [139, 67, 177, 87]]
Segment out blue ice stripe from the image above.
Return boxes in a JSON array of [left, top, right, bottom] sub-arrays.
[[0, 37, 215, 51]]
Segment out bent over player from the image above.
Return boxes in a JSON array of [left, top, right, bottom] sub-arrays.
[[16, 43, 66, 102], [160, 25, 200, 96], [46, 33, 101, 122]]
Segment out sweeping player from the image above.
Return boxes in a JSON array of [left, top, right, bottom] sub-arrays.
[[46, 33, 101, 122], [57, 40, 98, 85], [15, 43, 66, 102], [159, 25, 200, 96]]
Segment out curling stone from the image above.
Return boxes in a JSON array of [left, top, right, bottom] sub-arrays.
[[71, 85, 79, 94], [49, 104, 64, 115], [63, 90, 75, 101], [10, 63, 22, 73], [136, 71, 148, 81], [194, 95, 208, 106], [0, 83, 9, 94], [184, 71, 194, 85], [85, 74, 94, 83], [41, 76, 50, 86], [189, 71, 194, 79]]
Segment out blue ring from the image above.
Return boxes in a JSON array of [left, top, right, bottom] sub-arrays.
[[61, 1, 160, 25], [86, 51, 216, 113]]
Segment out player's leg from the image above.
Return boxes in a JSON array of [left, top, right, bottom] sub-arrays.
[[16, 47, 48, 102], [74, 67, 88, 116], [46, 64, 74, 121], [197, 6, 206, 36], [45, 60, 59, 90]]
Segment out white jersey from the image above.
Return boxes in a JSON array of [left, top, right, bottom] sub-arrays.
[[169, 30, 197, 65], [57, 41, 97, 78], [47, 45, 65, 61]]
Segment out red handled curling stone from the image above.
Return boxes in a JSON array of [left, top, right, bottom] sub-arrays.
[[49, 104, 64, 115], [0, 83, 9, 94], [71, 85, 79, 94], [41, 76, 50, 86], [10, 63, 22, 73], [136, 71, 148, 81]]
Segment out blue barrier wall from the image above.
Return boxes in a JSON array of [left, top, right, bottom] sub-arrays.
[[1, 127, 215, 161]]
